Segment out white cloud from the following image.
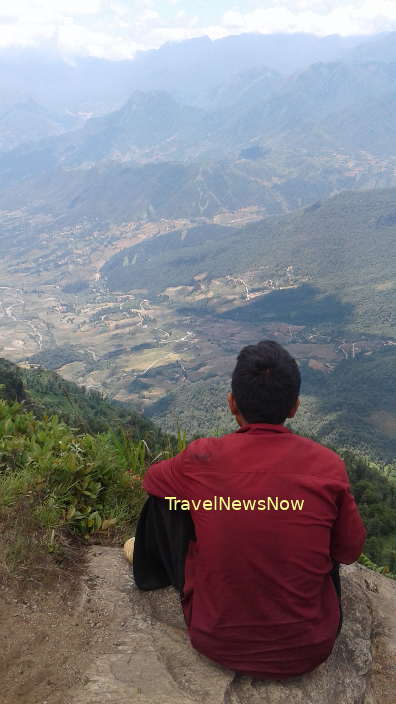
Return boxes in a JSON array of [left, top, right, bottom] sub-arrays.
[[0, 0, 104, 19], [221, 2, 396, 36], [140, 10, 160, 22], [0, 1, 396, 59], [56, 21, 143, 59]]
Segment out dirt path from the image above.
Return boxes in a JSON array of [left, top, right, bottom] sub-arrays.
[[1, 549, 395, 704]]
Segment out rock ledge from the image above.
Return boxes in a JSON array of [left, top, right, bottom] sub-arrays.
[[69, 548, 396, 704]]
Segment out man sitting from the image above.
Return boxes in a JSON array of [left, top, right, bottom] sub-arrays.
[[127, 340, 366, 679]]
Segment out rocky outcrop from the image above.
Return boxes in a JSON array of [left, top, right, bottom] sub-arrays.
[[69, 547, 396, 704]]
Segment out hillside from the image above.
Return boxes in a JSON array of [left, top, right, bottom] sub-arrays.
[[0, 98, 81, 153], [102, 188, 396, 336], [347, 31, 396, 63], [66, 90, 208, 162], [222, 61, 396, 144], [0, 160, 283, 223], [0, 357, 181, 583], [0, 357, 166, 441]]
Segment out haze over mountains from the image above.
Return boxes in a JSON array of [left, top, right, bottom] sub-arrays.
[[0, 32, 376, 113], [0, 30, 395, 459], [2, 31, 396, 225]]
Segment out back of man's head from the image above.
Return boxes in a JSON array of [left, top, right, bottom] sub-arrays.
[[231, 340, 301, 425]]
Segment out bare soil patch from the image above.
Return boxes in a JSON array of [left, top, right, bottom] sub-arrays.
[[0, 552, 111, 704]]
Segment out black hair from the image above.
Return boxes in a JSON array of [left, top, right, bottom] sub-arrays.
[[231, 340, 301, 424]]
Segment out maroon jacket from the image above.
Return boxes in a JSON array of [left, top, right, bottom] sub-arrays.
[[143, 423, 366, 678]]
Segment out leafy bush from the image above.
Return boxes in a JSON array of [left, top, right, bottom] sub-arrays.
[[0, 400, 182, 572], [358, 552, 396, 580]]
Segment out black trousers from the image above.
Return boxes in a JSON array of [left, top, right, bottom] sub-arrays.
[[133, 496, 343, 636]]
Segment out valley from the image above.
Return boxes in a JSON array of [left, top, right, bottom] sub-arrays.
[[0, 187, 394, 460]]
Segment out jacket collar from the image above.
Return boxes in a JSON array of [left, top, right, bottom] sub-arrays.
[[236, 423, 292, 434]]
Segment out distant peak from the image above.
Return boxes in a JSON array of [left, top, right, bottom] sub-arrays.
[[123, 90, 178, 110]]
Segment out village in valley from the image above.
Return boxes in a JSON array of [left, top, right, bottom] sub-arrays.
[[0, 205, 393, 418]]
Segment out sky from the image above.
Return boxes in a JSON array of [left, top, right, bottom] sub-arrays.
[[0, 1, 396, 60]]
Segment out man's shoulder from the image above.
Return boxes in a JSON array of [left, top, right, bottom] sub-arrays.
[[185, 436, 221, 458], [182, 433, 238, 465], [291, 433, 346, 473], [185, 432, 346, 476]]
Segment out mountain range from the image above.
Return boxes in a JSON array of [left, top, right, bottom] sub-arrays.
[[0, 32, 395, 462], [1, 43, 396, 227], [0, 33, 376, 114]]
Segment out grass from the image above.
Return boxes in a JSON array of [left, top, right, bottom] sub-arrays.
[[0, 399, 184, 578]]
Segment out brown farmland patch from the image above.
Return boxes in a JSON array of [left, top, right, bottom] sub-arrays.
[[308, 359, 333, 373], [369, 410, 396, 439], [286, 343, 340, 362]]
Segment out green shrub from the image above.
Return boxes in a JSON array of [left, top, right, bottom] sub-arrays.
[[0, 400, 173, 571]]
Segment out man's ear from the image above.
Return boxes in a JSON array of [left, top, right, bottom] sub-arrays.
[[287, 397, 300, 419], [227, 391, 239, 417]]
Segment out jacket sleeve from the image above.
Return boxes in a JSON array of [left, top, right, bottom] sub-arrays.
[[143, 446, 189, 499], [330, 464, 366, 564]]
